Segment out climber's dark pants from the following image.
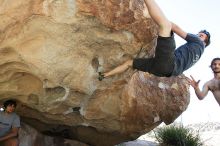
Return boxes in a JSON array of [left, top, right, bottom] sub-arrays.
[[133, 33, 176, 77]]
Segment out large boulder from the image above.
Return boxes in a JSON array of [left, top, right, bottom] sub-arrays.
[[0, 0, 190, 145]]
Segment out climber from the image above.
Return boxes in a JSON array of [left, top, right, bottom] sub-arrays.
[[0, 99, 20, 146], [98, 0, 210, 81], [189, 58, 220, 106]]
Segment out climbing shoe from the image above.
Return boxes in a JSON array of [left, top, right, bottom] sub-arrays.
[[98, 72, 105, 81]]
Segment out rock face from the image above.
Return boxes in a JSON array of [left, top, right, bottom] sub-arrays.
[[0, 0, 190, 146], [19, 122, 89, 146]]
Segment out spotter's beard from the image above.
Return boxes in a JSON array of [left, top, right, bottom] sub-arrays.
[[212, 68, 220, 74]]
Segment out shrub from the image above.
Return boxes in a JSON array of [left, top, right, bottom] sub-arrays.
[[154, 124, 203, 146]]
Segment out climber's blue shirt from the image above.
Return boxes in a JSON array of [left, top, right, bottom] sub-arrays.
[[172, 33, 205, 75]]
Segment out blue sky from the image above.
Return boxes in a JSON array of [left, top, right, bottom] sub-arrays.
[[157, 0, 220, 125]]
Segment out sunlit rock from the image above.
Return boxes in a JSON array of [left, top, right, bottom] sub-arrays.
[[0, 0, 190, 145]]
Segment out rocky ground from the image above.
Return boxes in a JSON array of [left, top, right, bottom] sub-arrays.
[[118, 122, 220, 146], [187, 122, 220, 146]]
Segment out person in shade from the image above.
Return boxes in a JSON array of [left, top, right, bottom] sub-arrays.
[[98, 0, 210, 81], [0, 99, 20, 146], [189, 58, 220, 106]]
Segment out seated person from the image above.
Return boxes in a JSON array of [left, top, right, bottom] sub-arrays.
[[0, 99, 20, 146]]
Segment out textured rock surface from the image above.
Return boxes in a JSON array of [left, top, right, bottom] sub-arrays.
[[0, 0, 190, 146], [19, 122, 89, 146]]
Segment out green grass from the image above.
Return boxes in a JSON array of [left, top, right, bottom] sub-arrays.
[[154, 125, 203, 146]]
